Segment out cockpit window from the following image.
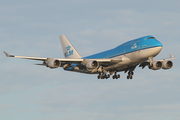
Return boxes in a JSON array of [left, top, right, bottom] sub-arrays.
[[148, 37, 155, 39]]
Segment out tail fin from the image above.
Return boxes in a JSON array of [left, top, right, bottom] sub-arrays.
[[59, 35, 82, 59]]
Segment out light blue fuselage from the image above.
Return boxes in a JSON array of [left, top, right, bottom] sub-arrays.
[[64, 35, 163, 73], [83, 35, 162, 59]]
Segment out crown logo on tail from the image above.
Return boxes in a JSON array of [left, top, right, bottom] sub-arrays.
[[66, 45, 71, 50], [64, 45, 73, 57]]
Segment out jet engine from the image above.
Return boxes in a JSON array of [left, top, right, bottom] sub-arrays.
[[162, 60, 173, 70], [149, 61, 162, 70], [86, 60, 99, 70], [46, 59, 61, 69]]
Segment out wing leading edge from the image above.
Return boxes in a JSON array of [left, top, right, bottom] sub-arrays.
[[3, 51, 122, 64]]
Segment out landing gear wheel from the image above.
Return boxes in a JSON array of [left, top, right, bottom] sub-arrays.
[[127, 71, 134, 80], [112, 72, 120, 79], [97, 72, 111, 79], [107, 74, 110, 78]]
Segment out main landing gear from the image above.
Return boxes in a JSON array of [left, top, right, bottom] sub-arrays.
[[112, 72, 120, 79], [97, 72, 120, 79], [97, 71, 134, 80], [127, 71, 134, 79], [97, 73, 110, 79]]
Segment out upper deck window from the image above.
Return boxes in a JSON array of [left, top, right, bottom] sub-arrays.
[[148, 37, 155, 39]]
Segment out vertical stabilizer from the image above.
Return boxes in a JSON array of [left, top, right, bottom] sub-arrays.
[[59, 35, 82, 59]]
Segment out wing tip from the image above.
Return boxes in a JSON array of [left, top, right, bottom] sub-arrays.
[[3, 51, 14, 57], [169, 53, 175, 59]]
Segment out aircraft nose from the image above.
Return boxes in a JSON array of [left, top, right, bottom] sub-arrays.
[[154, 39, 163, 55], [155, 39, 163, 47]]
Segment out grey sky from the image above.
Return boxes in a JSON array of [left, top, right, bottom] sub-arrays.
[[0, 0, 180, 120]]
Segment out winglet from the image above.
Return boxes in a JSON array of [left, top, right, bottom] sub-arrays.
[[3, 51, 15, 57], [170, 53, 175, 59]]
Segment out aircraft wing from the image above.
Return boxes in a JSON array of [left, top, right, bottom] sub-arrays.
[[152, 53, 176, 62], [4, 51, 48, 61], [139, 53, 176, 69], [3, 51, 84, 63], [3, 51, 121, 64]]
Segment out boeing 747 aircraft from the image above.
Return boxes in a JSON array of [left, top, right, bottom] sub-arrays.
[[4, 35, 175, 79]]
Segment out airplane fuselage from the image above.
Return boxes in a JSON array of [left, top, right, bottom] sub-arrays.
[[64, 35, 163, 73], [83, 36, 162, 59]]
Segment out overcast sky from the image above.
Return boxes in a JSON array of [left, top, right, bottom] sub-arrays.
[[0, 0, 180, 120]]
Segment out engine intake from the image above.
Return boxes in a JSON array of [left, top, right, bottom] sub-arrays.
[[162, 60, 173, 70], [46, 59, 61, 69], [149, 61, 162, 70], [86, 60, 99, 70]]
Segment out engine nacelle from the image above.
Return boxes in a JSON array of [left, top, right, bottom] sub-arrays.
[[149, 61, 162, 70], [162, 60, 173, 70], [86, 60, 99, 70], [46, 59, 61, 69]]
